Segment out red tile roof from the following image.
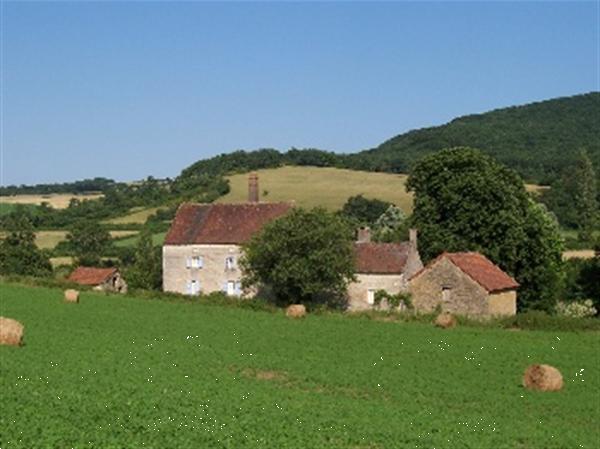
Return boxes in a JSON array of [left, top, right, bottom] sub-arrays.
[[164, 202, 293, 245], [68, 267, 118, 286], [411, 252, 519, 293], [354, 242, 411, 274]]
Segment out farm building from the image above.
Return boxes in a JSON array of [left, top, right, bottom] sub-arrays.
[[409, 252, 519, 317], [347, 227, 423, 311], [68, 267, 128, 293], [163, 174, 293, 296]]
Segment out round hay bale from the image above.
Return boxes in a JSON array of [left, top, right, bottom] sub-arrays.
[[64, 289, 80, 303], [523, 364, 563, 391], [434, 312, 457, 329], [0, 317, 24, 347], [286, 304, 306, 319]]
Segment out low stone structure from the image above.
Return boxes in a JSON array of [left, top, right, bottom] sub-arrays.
[[409, 252, 519, 317], [347, 228, 423, 311], [68, 267, 127, 293]]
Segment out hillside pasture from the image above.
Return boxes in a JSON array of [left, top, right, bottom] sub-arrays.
[[0, 193, 103, 209], [1, 283, 598, 448], [103, 207, 163, 225], [218, 166, 413, 212]]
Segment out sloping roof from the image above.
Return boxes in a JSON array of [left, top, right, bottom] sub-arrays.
[[354, 242, 411, 274], [164, 202, 293, 245], [68, 267, 118, 286], [411, 252, 519, 293]]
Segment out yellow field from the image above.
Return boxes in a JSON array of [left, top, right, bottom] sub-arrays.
[[563, 250, 596, 260], [525, 184, 550, 195], [1, 230, 138, 250], [49, 256, 74, 268], [0, 193, 103, 209], [218, 166, 413, 211], [103, 207, 162, 224]]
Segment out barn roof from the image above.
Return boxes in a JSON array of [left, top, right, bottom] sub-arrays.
[[68, 267, 118, 286], [164, 202, 293, 245], [411, 252, 519, 293], [354, 242, 412, 274]]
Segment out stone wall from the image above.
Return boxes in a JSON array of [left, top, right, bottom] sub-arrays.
[[409, 258, 489, 316], [488, 290, 517, 316], [163, 244, 245, 296], [347, 273, 406, 311]]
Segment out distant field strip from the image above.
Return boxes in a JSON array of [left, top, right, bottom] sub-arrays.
[[1, 283, 598, 448], [104, 207, 163, 224], [0, 193, 103, 209]]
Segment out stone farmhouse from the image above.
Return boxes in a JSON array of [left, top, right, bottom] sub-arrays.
[[68, 267, 128, 293], [163, 174, 292, 296], [409, 252, 519, 317], [162, 173, 518, 316], [347, 227, 423, 310]]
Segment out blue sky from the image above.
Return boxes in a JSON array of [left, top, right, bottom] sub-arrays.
[[2, 1, 598, 185]]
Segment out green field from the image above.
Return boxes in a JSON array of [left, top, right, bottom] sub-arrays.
[[218, 166, 414, 212], [103, 207, 163, 225], [114, 231, 166, 247], [1, 283, 598, 448]]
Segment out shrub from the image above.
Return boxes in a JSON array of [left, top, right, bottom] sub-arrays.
[[555, 300, 597, 318], [373, 290, 412, 310]]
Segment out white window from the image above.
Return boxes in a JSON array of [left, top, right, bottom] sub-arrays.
[[442, 287, 451, 302], [367, 289, 376, 305], [187, 256, 203, 269], [187, 280, 201, 295], [225, 256, 235, 270]]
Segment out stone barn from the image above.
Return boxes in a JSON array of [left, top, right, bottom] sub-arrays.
[[409, 252, 519, 317], [68, 267, 128, 293], [162, 174, 292, 296], [347, 228, 423, 311]]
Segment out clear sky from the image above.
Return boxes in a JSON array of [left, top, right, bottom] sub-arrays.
[[1, 1, 598, 185]]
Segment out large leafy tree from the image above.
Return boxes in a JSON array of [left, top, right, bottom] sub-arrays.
[[407, 147, 563, 311], [0, 216, 52, 277], [241, 208, 355, 307], [340, 195, 393, 226], [67, 220, 112, 266], [126, 230, 162, 290]]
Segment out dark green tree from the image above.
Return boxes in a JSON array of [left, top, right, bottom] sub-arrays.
[[0, 216, 52, 277], [67, 220, 112, 266], [126, 230, 162, 290], [573, 150, 598, 241], [340, 195, 393, 226], [407, 147, 564, 311], [241, 208, 356, 307]]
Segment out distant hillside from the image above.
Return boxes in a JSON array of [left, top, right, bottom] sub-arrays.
[[350, 92, 599, 184], [217, 166, 412, 211]]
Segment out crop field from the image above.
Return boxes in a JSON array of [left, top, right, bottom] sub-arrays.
[[1, 283, 598, 448], [218, 166, 414, 212], [0, 193, 103, 209]]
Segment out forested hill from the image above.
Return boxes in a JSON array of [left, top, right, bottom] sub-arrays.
[[350, 92, 600, 184]]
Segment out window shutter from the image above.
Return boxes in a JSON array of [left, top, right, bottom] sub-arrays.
[[198, 257, 204, 268], [186, 281, 192, 294], [186, 257, 191, 269], [235, 282, 242, 295], [222, 283, 228, 293]]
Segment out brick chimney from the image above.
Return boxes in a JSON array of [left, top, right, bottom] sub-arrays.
[[248, 172, 259, 203], [357, 226, 371, 243], [409, 228, 418, 250]]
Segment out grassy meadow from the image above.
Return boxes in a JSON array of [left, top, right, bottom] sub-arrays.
[[218, 166, 413, 212], [103, 207, 163, 225], [1, 283, 598, 449]]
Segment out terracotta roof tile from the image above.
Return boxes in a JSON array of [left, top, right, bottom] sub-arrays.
[[354, 242, 411, 274], [411, 252, 519, 293], [68, 267, 117, 286], [445, 252, 519, 292], [164, 202, 293, 245]]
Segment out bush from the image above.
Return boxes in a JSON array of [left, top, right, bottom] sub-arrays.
[[555, 300, 597, 318]]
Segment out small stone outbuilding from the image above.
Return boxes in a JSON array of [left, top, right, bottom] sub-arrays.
[[68, 267, 128, 293], [347, 228, 423, 311], [409, 252, 518, 317]]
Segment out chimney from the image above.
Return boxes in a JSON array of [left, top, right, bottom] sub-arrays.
[[409, 228, 418, 250], [357, 226, 371, 243], [248, 172, 259, 203]]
